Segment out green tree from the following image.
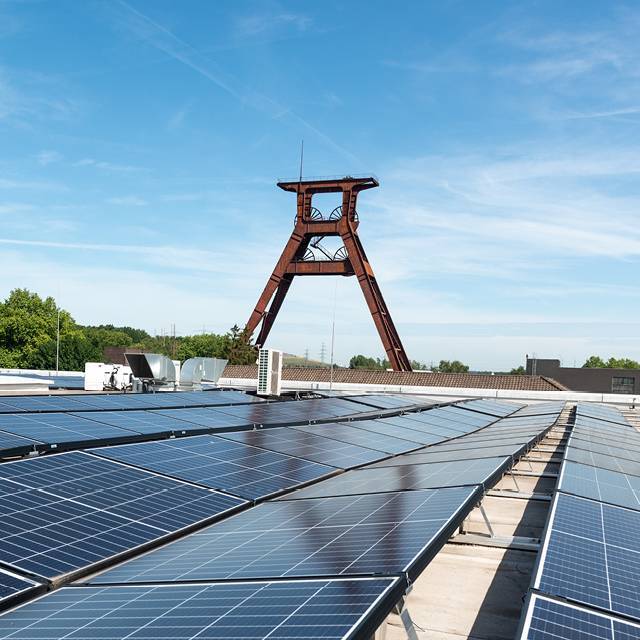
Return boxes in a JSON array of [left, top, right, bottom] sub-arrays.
[[410, 359, 428, 371], [435, 359, 469, 373], [510, 366, 525, 375], [583, 355, 606, 368], [349, 355, 389, 370], [225, 325, 257, 365], [606, 357, 640, 369], [31, 331, 98, 371], [177, 334, 228, 361], [0, 289, 75, 367]]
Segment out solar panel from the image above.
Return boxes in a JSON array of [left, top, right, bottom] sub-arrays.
[[0, 569, 40, 610], [566, 446, 640, 477], [220, 427, 384, 468], [559, 460, 640, 511], [573, 415, 639, 436], [407, 407, 489, 431], [91, 435, 336, 500], [0, 578, 401, 640], [576, 403, 630, 426], [152, 407, 253, 430], [0, 413, 139, 449], [0, 451, 245, 579], [568, 437, 640, 464], [509, 401, 565, 418], [571, 428, 640, 454], [457, 399, 522, 417], [411, 435, 537, 454], [346, 394, 419, 410], [518, 593, 640, 640], [69, 410, 196, 436], [534, 492, 640, 621], [290, 422, 421, 455], [373, 415, 461, 441], [0, 430, 38, 458], [282, 457, 508, 499], [344, 418, 436, 445], [0, 395, 95, 413], [90, 486, 480, 584], [374, 443, 524, 465]]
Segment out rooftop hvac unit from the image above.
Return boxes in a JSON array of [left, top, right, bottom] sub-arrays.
[[257, 348, 282, 396], [180, 358, 228, 386], [125, 353, 176, 390]]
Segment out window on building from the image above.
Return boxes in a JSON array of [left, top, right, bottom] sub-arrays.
[[612, 376, 635, 394]]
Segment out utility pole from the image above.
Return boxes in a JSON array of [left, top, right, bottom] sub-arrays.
[[304, 348, 309, 362], [55, 306, 60, 374], [320, 342, 326, 364]]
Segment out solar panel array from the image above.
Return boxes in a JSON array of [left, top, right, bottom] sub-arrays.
[[0, 392, 553, 638], [518, 402, 640, 639]]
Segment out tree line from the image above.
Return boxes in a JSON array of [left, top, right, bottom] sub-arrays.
[[348, 354, 470, 373], [0, 289, 256, 371]]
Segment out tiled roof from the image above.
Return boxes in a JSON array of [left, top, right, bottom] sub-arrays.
[[221, 365, 567, 391]]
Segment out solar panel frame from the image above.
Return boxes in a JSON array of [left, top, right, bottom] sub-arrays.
[[457, 399, 523, 418], [0, 430, 39, 459], [0, 568, 42, 614], [0, 577, 405, 640], [373, 443, 525, 465], [344, 418, 438, 445], [89, 485, 482, 585]]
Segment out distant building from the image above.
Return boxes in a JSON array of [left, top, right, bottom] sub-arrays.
[[526, 357, 639, 394]]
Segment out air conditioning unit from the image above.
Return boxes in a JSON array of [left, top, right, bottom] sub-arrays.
[[257, 349, 282, 396]]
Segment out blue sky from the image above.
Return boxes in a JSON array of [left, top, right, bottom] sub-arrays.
[[1, 0, 639, 370]]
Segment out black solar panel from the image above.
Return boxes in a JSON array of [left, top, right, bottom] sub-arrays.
[[291, 422, 420, 455], [535, 492, 640, 621], [346, 394, 419, 410], [220, 427, 384, 468], [0, 569, 39, 609], [518, 593, 640, 640], [568, 436, 640, 464], [91, 486, 480, 584], [346, 418, 440, 445], [0, 451, 245, 579], [373, 416, 457, 442], [576, 403, 630, 426], [283, 457, 508, 499], [0, 413, 138, 449], [91, 435, 336, 500], [0, 578, 400, 640], [509, 401, 565, 418], [559, 460, 640, 511]]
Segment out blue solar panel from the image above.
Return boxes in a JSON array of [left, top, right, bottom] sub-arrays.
[[70, 410, 198, 436], [153, 407, 254, 430], [283, 456, 508, 499], [457, 399, 522, 417], [535, 492, 640, 621], [0, 430, 38, 457], [377, 443, 524, 465], [0, 578, 400, 640], [559, 461, 640, 511], [348, 418, 439, 445], [0, 451, 245, 580], [371, 416, 456, 442], [0, 412, 138, 448], [91, 485, 480, 584], [346, 394, 421, 410], [220, 427, 384, 468], [0, 395, 95, 413], [0, 569, 39, 610], [518, 594, 640, 640], [291, 422, 420, 455], [91, 435, 336, 500], [576, 403, 630, 426], [566, 447, 640, 477]]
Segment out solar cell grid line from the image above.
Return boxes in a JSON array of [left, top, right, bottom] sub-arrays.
[[558, 459, 640, 511], [0, 452, 246, 581], [279, 457, 509, 500], [517, 593, 640, 640], [290, 422, 422, 455], [0, 568, 41, 612], [568, 437, 640, 465], [68, 409, 200, 437], [0, 395, 97, 413], [0, 412, 141, 450], [88, 485, 482, 585], [0, 577, 403, 640], [532, 492, 640, 622], [346, 419, 442, 446], [90, 435, 338, 501], [219, 427, 385, 468]]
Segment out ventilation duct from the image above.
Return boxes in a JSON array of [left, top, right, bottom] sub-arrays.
[[125, 353, 176, 386], [180, 358, 228, 386]]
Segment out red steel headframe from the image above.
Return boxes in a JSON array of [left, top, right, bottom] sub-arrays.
[[245, 176, 411, 371]]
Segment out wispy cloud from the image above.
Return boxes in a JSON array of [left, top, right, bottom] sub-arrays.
[[234, 11, 311, 37], [73, 158, 148, 172], [36, 150, 63, 166], [111, 0, 360, 165]]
